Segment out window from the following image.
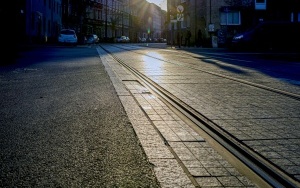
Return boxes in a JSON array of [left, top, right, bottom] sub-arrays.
[[255, 0, 266, 10], [220, 11, 240, 25], [48, 20, 51, 33]]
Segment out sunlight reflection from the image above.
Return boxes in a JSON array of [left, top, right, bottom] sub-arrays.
[[146, 52, 163, 59], [141, 52, 166, 75]]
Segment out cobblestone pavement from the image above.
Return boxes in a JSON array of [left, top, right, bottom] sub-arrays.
[[97, 44, 300, 188], [97, 46, 260, 188]]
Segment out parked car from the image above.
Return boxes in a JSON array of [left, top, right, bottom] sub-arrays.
[[116, 36, 125, 43], [86, 34, 99, 44], [159, 38, 166, 43], [146, 38, 152, 43], [139, 37, 147, 43], [58, 29, 78, 45], [230, 21, 300, 51], [116, 36, 129, 43]]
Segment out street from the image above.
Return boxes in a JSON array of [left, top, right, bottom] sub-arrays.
[[1, 44, 300, 187], [0, 46, 160, 187]]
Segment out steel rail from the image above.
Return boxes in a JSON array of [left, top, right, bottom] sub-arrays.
[[114, 44, 300, 101], [100, 45, 300, 188]]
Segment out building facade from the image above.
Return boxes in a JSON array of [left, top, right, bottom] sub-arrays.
[[74, 0, 166, 43], [17, 0, 165, 44], [25, 0, 62, 43], [167, 0, 300, 47], [16, 0, 300, 46]]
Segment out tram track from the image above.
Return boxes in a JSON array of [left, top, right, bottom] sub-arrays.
[[99, 44, 300, 188], [115, 44, 300, 101]]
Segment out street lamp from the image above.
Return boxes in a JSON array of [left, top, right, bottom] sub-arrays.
[[177, 4, 184, 48]]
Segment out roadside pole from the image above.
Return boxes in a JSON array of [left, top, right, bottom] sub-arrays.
[[177, 5, 184, 48]]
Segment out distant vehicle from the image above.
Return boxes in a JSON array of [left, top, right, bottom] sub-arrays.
[[230, 21, 300, 51], [116, 36, 129, 43], [159, 38, 166, 43], [116, 36, 125, 43], [139, 37, 146, 43], [86, 34, 99, 44], [58, 29, 78, 45], [146, 38, 152, 43]]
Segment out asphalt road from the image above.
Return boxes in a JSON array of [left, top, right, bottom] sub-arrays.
[[0, 46, 160, 187], [2, 43, 300, 187]]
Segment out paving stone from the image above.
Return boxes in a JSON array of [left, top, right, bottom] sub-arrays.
[[99, 46, 299, 187], [150, 159, 194, 187], [194, 177, 222, 187]]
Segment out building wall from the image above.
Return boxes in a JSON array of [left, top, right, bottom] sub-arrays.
[[150, 3, 162, 39], [18, 0, 300, 45], [186, 0, 227, 46], [20, 0, 167, 44], [161, 10, 168, 39], [26, 0, 62, 43]]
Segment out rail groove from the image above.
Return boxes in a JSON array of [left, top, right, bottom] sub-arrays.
[[100, 45, 300, 188], [115, 44, 300, 101]]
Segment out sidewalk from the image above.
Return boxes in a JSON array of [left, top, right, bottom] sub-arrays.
[[2, 44, 298, 187], [97, 46, 261, 188], [136, 42, 300, 61], [97, 43, 300, 187]]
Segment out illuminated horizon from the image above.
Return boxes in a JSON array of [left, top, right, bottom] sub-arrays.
[[147, 0, 167, 11]]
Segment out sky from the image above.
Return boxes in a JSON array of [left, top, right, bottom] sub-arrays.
[[147, 0, 167, 11]]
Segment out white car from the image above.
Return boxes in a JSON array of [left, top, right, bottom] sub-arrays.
[[140, 37, 146, 43], [58, 29, 78, 45], [86, 34, 99, 44], [116, 36, 127, 43]]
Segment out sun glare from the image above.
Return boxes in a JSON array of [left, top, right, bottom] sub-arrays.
[[141, 52, 166, 75]]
